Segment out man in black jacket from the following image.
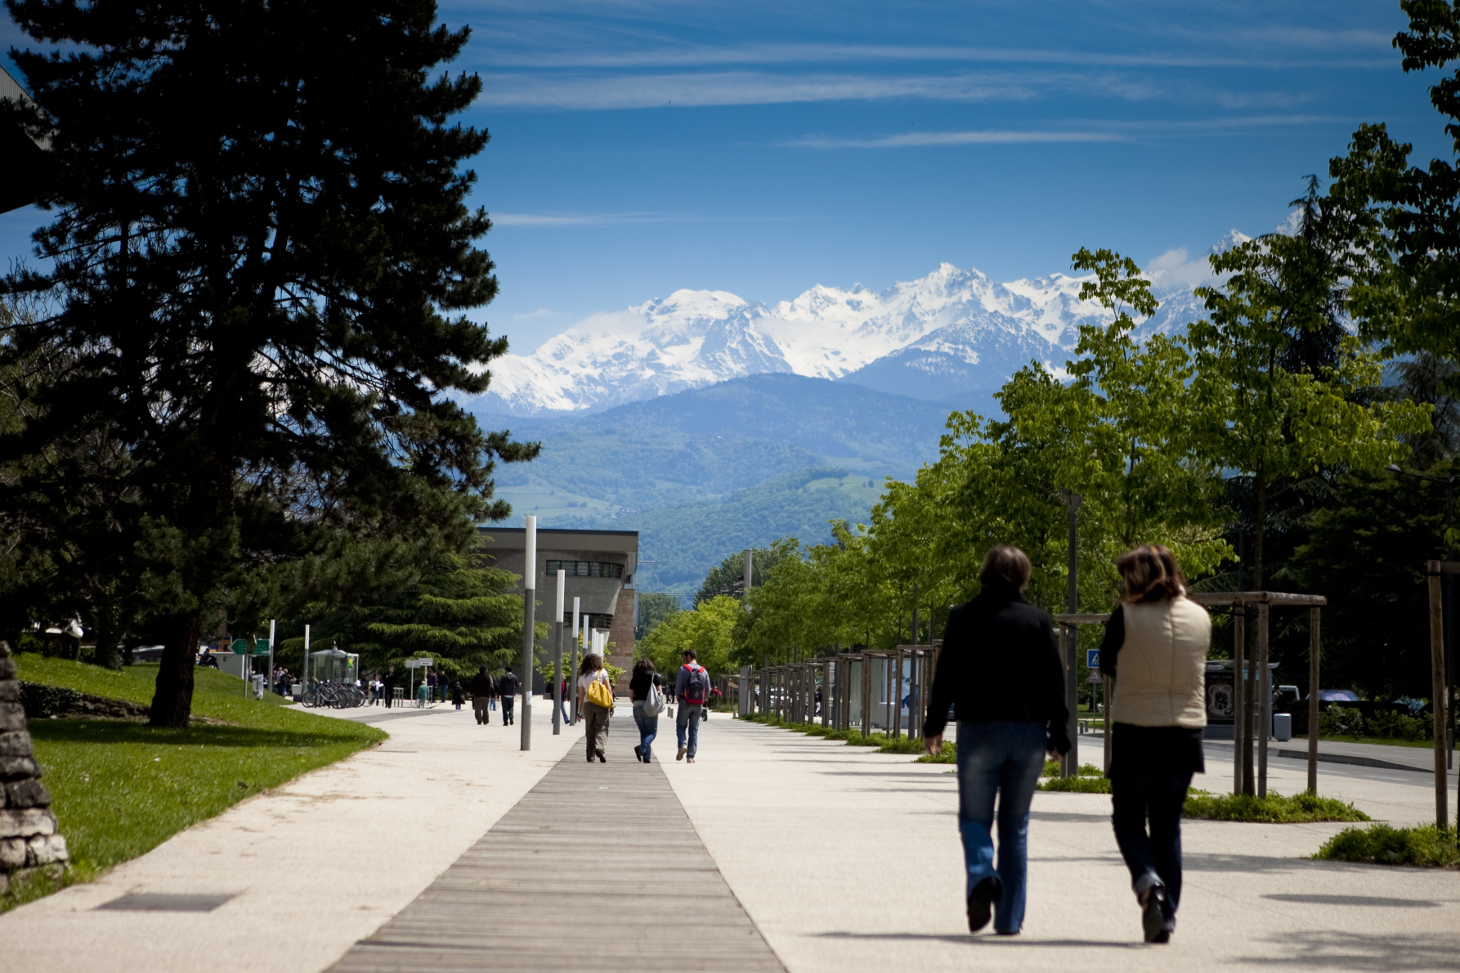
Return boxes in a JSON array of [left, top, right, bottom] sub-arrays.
[[497, 667, 520, 726], [923, 545, 1069, 937], [469, 667, 494, 725]]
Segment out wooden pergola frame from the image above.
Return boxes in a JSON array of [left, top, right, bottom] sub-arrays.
[[1055, 590, 1325, 796]]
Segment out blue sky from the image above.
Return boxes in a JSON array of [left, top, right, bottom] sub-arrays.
[[2, 1, 1450, 354]]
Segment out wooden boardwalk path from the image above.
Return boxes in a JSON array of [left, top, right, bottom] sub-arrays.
[[328, 745, 786, 973]]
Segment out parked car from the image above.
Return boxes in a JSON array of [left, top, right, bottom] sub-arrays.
[[1315, 689, 1360, 702]]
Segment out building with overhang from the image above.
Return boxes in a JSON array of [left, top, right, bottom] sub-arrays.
[[478, 526, 638, 695], [2, 65, 46, 215]]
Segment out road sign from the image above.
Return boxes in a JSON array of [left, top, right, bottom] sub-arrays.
[[231, 638, 249, 655], [230, 638, 269, 655], [1085, 649, 1100, 669], [1086, 670, 1103, 684]]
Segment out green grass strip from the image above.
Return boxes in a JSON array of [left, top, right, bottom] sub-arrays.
[[5, 656, 384, 912], [1313, 824, 1460, 867]]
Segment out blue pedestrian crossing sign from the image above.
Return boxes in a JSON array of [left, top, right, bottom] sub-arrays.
[[1086, 649, 1100, 669]]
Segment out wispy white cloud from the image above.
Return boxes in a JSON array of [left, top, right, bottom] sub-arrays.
[[789, 130, 1124, 149], [514, 307, 556, 318], [477, 70, 1044, 110], [493, 210, 802, 227]]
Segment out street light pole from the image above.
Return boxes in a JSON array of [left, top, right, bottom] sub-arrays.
[[521, 515, 536, 751], [1061, 489, 1081, 777]]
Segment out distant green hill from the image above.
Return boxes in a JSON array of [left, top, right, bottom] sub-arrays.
[[555, 466, 881, 601], [479, 374, 956, 520]]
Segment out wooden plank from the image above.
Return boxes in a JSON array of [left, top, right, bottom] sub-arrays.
[[328, 751, 786, 973]]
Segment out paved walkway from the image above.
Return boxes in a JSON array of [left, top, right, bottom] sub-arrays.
[[4, 704, 1460, 973], [328, 749, 782, 973]]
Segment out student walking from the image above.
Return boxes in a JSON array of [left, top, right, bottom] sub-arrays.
[[382, 670, 396, 709], [577, 653, 614, 762], [469, 667, 494, 725], [674, 650, 711, 763], [451, 680, 465, 710], [923, 545, 1069, 936], [628, 659, 665, 763], [498, 667, 520, 726], [1098, 545, 1210, 944]]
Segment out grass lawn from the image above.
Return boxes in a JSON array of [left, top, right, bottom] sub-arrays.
[[6, 656, 384, 911]]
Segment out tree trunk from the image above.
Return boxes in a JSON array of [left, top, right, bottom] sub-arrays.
[[90, 596, 124, 671], [1253, 458, 1267, 592], [149, 612, 200, 726]]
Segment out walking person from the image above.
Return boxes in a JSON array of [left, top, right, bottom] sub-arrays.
[[469, 666, 494, 725], [674, 650, 711, 763], [1098, 545, 1210, 944], [577, 653, 614, 762], [498, 667, 520, 726], [451, 680, 465, 711], [628, 659, 665, 763], [923, 545, 1069, 936], [559, 676, 571, 724], [382, 670, 396, 709]]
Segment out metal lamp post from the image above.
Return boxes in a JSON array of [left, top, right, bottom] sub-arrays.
[[1060, 489, 1081, 777], [553, 568, 565, 736], [521, 515, 536, 751], [1388, 464, 1456, 768], [571, 596, 581, 724]]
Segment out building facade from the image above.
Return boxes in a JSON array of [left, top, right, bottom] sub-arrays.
[[478, 526, 638, 695]]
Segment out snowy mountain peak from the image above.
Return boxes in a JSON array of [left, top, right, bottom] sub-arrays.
[[474, 246, 1221, 416]]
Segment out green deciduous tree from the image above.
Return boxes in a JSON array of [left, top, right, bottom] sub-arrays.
[[0, 0, 536, 724], [638, 595, 741, 679]]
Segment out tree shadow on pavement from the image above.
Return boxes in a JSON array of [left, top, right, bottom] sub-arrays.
[[1239, 931, 1460, 970], [1264, 893, 1443, 909]]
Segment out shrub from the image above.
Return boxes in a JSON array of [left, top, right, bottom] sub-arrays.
[[915, 741, 957, 763], [1366, 709, 1431, 741], [1314, 824, 1460, 866], [1319, 705, 1366, 737], [1039, 775, 1111, 793], [1183, 790, 1369, 823]]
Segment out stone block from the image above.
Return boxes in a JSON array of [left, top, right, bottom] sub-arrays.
[[0, 702, 26, 731], [0, 730, 32, 757], [26, 833, 66, 866], [0, 870, 8, 895], [0, 756, 38, 780], [0, 807, 55, 837], [0, 657, 15, 679], [6, 779, 49, 808], [0, 836, 26, 867], [0, 681, 17, 702]]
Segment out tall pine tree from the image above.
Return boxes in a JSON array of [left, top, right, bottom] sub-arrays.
[[0, 0, 535, 724]]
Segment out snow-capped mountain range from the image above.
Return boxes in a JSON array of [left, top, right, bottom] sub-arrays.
[[470, 235, 1245, 416]]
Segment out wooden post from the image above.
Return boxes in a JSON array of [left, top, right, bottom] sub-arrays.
[[1308, 607, 1320, 794], [1257, 601, 1271, 799], [1102, 674, 1113, 776], [892, 650, 903, 738], [1430, 561, 1448, 830], [1233, 609, 1246, 796], [861, 655, 873, 736], [1061, 625, 1077, 778]]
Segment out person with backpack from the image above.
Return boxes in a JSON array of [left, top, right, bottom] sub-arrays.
[[469, 666, 494, 725], [577, 653, 614, 762], [923, 545, 1069, 937], [497, 666, 520, 726], [628, 659, 666, 763], [674, 650, 710, 763], [1098, 545, 1210, 944]]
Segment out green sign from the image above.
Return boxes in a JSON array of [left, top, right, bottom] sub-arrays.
[[230, 638, 249, 655], [230, 639, 271, 656]]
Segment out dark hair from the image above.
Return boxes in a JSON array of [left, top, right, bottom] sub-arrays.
[[1116, 545, 1187, 603], [632, 658, 655, 677], [681, 648, 697, 660], [979, 545, 1031, 591], [579, 653, 602, 675]]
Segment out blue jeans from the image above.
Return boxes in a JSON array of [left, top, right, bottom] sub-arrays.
[[633, 702, 659, 761], [955, 721, 1046, 934], [1111, 769, 1193, 913], [676, 702, 701, 757]]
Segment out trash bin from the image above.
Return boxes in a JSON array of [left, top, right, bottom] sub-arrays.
[[1272, 713, 1292, 742]]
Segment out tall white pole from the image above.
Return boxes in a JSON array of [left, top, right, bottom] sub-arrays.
[[267, 619, 276, 695], [521, 516, 536, 751], [303, 624, 311, 698], [553, 568, 565, 736], [571, 596, 581, 723]]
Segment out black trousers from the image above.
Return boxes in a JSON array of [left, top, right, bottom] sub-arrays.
[[501, 698, 515, 725], [1110, 769, 1193, 912]]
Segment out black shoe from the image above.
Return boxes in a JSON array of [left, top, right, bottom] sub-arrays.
[[967, 876, 1002, 933], [1140, 884, 1170, 944], [633, 746, 643, 762], [596, 750, 606, 763]]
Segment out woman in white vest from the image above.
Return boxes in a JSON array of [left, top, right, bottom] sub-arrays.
[[1097, 544, 1209, 945]]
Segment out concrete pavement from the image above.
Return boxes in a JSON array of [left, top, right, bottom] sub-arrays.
[[663, 717, 1460, 973]]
